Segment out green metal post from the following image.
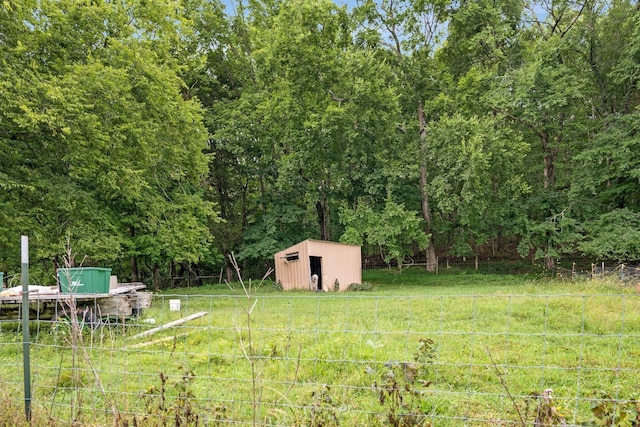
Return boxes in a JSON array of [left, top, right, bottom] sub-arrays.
[[21, 235, 32, 421]]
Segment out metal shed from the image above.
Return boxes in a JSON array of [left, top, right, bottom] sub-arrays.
[[273, 239, 362, 292]]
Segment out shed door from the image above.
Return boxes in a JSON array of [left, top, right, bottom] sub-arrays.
[[310, 256, 322, 291]]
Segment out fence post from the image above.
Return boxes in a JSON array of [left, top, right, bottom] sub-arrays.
[[21, 235, 32, 421]]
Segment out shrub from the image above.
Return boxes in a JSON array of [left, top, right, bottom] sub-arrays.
[[347, 282, 375, 292]]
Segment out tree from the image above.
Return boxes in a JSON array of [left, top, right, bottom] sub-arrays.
[[180, 0, 286, 281], [340, 198, 428, 270], [356, 0, 449, 271], [426, 114, 529, 259], [439, 0, 523, 79], [0, 0, 215, 285], [486, 0, 593, 269], [239, 0, 402, 245], [579, 209, 640, 262]]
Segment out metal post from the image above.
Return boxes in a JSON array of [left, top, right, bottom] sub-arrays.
[[21, 235, 32, 421]]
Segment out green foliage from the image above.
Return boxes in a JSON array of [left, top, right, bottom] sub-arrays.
[[306, 384, 340, 427], [579, 209, 640, 262], [571, 113, 640, 212], [340, 199, 428, 269], [587, 391, 639, 427], [370, 338, 435, 426], [438, 0, 523, 112], [346, 282, 375, 292], [426, 113, 529, 255], [517, 205, 583, 269], [413, 338, 436, 378], [3, 0, 640, 283], [0, 0, 215, 282], [135, 370, 214, 427]]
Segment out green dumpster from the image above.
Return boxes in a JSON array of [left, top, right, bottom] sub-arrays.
[[57, 267, 112, 294]]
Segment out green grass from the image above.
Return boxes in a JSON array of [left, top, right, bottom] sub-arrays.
[[0, 270, 639, 426]]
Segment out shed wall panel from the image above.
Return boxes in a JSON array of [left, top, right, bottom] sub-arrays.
[[274, 241, 311, 290], [274, 240, 361, 292], [308, 240, 361, 291]]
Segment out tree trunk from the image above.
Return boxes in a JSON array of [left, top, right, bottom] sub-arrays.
[[176, 263, 187, 287], [226, 265, 234, 283], [425, 241, 437, 272], [544, 254, 555, 271], [225, 251, 234, 283], [130, 226, 138, 282], [541, 129, 557, 189], [316, 198, 330, 241], [418, 101, 437, 272], [152, 264, 160, 292], [131, 256, 138, 283], [170, 260, 175, 288]]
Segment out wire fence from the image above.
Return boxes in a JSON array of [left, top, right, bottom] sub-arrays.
[[160, 258, 640, 290], [1, 256, 636, 292], [1, 282, 639, 426]]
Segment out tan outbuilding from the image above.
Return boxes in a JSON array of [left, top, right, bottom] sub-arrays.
[[273, 239, 362, 291]]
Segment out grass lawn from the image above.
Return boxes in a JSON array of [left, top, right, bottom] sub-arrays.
[[0, 269, 639, 426]]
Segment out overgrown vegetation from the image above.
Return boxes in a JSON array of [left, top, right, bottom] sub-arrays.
[[370, 338, 435, 426], [346, 282, 375, 292], [0, 273, 639, 425], [588, 391, 640, 427], [133, 369, 210, 427], [0, 390, 30, 427], [305, 384, 340, 427], [524, 389, 567, 426]]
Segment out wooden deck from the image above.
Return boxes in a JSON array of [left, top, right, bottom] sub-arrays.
[[0, 283, 152, 321]]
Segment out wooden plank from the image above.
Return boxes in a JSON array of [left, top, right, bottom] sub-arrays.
[[0, 283, 145, 303], [129, 312, 208, 340], [0, 281, 149, 320], [0, 293, 110, 304], [110, 282, 145, 289], [128, 330, 199, 349], [109, 284, 146, 295]]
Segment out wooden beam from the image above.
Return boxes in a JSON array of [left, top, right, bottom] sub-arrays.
[[109, 283, 146, 295], [129, 311, 208, 340], [127, 330, 199, 349]]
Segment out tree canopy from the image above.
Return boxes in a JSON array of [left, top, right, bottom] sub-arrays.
[[1, 0, 639, 285]]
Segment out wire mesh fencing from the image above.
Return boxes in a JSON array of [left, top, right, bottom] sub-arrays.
[[0, 289, 639, 426], [125, 259, 638, 290]]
